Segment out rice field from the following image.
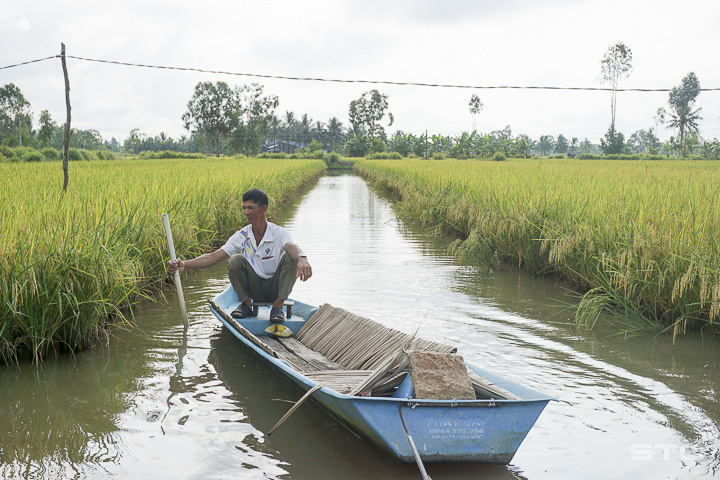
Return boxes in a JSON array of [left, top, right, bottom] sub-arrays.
[[0, 157, 325, 363], [356, 158, 720, 336]]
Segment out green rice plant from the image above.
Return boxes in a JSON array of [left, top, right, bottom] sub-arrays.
[[356, 158, 720, 334], [0, 157, 325, 363]]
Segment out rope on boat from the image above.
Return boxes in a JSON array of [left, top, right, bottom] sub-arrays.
[[266, 384, 323, 437]]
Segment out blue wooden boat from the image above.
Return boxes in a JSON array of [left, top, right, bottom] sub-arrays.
[[208, 285, 554, 464]]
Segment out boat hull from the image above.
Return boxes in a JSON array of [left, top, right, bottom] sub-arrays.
[[209, 288, 553, 464]]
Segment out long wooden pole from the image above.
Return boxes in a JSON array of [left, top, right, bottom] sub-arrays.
[[61, 43, 71, 193], [163, 213, 189, 331], [400, 405, 432, 480], [266, 384, 322, 437]]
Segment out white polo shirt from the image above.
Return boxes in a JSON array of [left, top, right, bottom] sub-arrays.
[[221, 222, 293, 279]]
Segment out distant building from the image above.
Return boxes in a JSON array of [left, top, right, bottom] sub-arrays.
[[263, 140, 307, 154]]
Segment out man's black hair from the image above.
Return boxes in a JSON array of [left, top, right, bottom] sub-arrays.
[[242, 188, 269, 207]]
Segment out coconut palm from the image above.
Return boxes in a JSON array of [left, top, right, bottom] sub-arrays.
[[663, 72, 703, 155], [327, 117, 344, 152], [283, 111, 296, 141], [570, 137, 579, 155], [268, 114, 280, 147], [298, 114, 312, 145], [667, 106, 702, 146], [312, 120, 326, 146], [537, 135, 555, 156]]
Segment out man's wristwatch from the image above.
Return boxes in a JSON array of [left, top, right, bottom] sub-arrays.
[[297, 255, 307, 261]]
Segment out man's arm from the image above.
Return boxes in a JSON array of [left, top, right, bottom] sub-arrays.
[[168, 248, 229, 274], [284, 242, 312, 281]]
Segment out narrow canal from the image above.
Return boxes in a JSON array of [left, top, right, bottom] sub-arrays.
[[1, 174, 718, 479]]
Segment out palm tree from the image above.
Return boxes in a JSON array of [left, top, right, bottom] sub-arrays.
[[667, 106, 702, 146], [580, 138, 594, 154], [554, 135, 569, 154], [537, 135, 555, 156], [312, 120, 326, 145], [663, 72, 703, 155], [268, 114, 280, 149], [327, 117, 344, 152], [298, 114, 312, 145], [570, 137, 579, 155], [283, 111, 296, 141]]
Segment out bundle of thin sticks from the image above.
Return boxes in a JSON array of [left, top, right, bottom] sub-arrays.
[[295, 304, 456, 371]]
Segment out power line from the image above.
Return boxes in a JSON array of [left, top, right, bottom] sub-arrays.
[[63, 55, 720, 93], [3, 54, 718, 93], [0, 56, 58, 70]]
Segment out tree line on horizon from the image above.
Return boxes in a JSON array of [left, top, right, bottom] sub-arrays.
[[1, 40, 718, 160]]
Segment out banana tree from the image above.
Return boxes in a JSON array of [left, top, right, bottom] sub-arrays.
[[451, 131, 473, 158], [478, 134, 497, 158], [514, 135, 536, 158], [430, 134, 452, 155], [412, 132, 427, 157], [495, 132, 513, 157]]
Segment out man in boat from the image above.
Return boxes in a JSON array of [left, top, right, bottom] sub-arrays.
[[168, 188, 312, 322]]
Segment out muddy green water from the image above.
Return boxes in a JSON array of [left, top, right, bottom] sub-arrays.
[[1, 174, 719, 479]]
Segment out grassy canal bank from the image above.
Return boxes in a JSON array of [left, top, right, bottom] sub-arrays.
[[0, 157, 325, 363], [356, 158, 720, 337]]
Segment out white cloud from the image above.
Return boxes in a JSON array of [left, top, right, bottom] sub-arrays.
[[16, 18, 31, 31]]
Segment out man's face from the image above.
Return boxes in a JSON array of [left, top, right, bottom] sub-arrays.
[[242, 200, 267, 223]]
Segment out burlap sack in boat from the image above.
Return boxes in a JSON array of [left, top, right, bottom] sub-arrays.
[[409, 351, 475, 400]]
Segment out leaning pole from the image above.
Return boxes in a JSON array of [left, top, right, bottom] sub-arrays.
[[61, 43, 71, 193]]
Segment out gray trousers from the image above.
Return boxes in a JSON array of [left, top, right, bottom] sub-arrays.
[[227, 253, 298, 303]]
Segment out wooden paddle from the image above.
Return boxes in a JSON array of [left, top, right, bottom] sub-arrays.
[[163, 213, 189, 331]]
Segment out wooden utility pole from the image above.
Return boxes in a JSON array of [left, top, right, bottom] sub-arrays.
[[61, 43, 71, 193]]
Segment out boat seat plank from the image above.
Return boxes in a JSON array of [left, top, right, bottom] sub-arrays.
[[277, 337, 347, 371], [259, 336, 347, 372], [252, 301, 294, 318], [262, 337, 319, 372]]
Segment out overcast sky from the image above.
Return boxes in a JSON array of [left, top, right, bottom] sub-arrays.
[[2, 0, 720, 144]]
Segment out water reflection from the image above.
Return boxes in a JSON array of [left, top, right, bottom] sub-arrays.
[[0, 337, 135, 478], [1, 173, 719, 479]]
